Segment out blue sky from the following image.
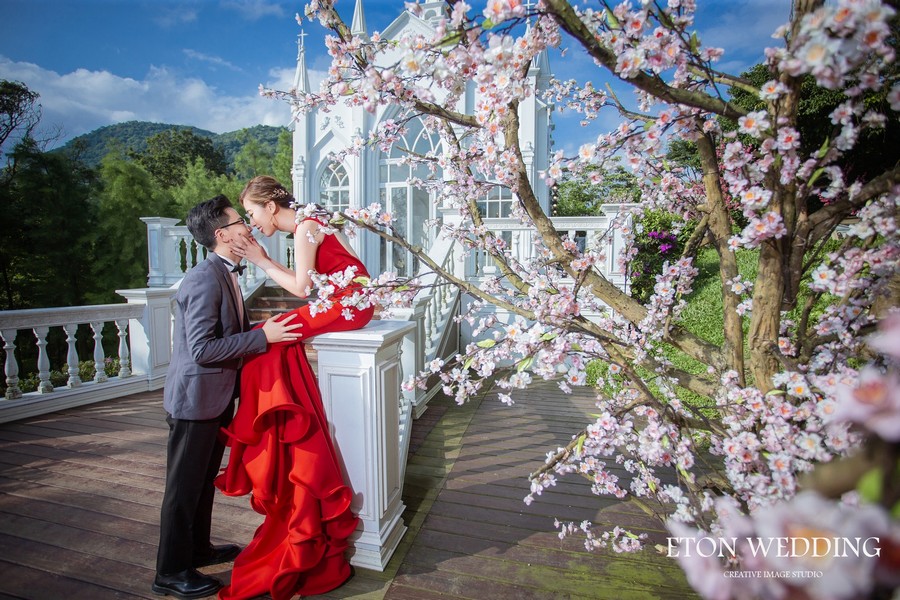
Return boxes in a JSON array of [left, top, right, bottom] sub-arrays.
[[0, 0, 789, 154]]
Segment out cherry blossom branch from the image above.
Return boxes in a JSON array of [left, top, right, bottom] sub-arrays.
[[542, 0, 746, 120]]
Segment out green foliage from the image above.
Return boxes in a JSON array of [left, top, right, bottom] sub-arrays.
[[628, 211, 696, 302], [170, 157, 244, 217], [725, 63, 900, 196], [88, 150, 174, 303], [131, 128, 228, 188], [663, 247, 758, 413], [0, 137, 99, 309], [272, 129, 294, 187], [232, 128, 274, 180], [554, 164, 639, 216], [215, 124, 285, 167], [1, 80, 41, 155], [666, 139, 701, 175]]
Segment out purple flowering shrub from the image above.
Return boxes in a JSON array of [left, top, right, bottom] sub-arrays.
[[629, 211, 696, 301]]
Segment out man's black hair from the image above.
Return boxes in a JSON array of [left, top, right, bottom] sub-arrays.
[[186, 195, 232, 249]]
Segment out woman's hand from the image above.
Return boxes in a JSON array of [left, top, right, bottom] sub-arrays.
[[232, 236, 269, 265]]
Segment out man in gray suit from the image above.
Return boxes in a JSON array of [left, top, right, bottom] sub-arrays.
[[153, 195, 301, 599]]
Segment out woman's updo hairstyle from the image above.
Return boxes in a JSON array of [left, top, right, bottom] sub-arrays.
[[240, 175, 338, 228], [240, 175, 295, 211]]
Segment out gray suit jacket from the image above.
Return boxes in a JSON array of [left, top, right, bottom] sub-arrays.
[[163, 254, 267, 420]]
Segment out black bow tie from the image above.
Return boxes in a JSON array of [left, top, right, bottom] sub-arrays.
[[231, 263, 246, 275]]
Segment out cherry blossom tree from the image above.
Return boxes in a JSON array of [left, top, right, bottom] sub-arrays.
[[273, 1, 900, 597]]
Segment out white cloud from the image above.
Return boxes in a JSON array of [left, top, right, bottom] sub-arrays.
[[223, 0, 286, 21], [153, 6, 199, 28], [0, 55, 295, 147], [183, 49, 243, 72]]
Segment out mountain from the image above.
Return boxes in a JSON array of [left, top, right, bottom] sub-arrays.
[[56, 121, 289, 169]]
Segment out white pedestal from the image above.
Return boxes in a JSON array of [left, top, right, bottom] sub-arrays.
[[310, 319, 416, 571]]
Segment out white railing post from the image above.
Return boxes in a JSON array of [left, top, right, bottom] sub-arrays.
[[116, 319, 132, 378], [310, 320, 416, 572], [63, 324, 82, 388], [90, 321, 108, 383], [393, 292, 431, 416], [141, 217, 182, 287], [33, 326, 53, 394], [117, 288, 177, 390], [1, 329, 21, 399]]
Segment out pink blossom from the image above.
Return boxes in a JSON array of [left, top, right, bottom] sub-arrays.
[[832, 366, 900, 441], [483, 0, 525, 25], [737, 110, 770, 137], [868, 313, 900, 359]]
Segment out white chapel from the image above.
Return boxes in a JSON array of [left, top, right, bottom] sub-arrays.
[[289, 0, 555, 279]]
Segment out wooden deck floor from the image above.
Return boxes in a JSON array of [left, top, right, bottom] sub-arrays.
[[0, 384, 696, 599]]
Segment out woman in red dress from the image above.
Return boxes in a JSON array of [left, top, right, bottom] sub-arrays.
[[214, 176, 374, 600]]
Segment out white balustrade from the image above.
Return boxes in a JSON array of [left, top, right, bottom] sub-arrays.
[[142, 217, 292, 298], [465, 210, 631, 288], [0, 301, 158, 423]]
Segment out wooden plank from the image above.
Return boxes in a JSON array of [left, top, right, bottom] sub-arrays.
[[0, 561, 145, 600], [0, 534, 157, 597]]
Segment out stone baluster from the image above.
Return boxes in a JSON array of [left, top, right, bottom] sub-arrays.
[[433, 285, 444, 319], [33, 326, 53, 393], [424, 299, 436, 355], [116, 319, 132, 378], [177, 233, 195, 272], [441, 281, 452, 317], [1, 329, 21, 399], [91, 322, 107, 383], [63, 324, 82, 388]]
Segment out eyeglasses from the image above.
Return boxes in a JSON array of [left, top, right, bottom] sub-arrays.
[[219, 217, 248, 229]]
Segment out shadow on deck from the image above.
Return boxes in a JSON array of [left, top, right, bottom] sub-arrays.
[[0, 383, 697, 599]]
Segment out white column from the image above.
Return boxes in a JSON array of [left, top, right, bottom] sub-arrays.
[[141, 217, 181, 287], [310, 320, 416, 571], [116, 288, 177, 389]]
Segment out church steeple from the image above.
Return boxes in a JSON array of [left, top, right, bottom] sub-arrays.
[[292, 30, 310, 94], [351, 0, 368, 39], [522, 0, 549, 75]]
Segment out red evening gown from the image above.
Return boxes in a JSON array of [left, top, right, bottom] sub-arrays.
[[215, 221, 375, 600]]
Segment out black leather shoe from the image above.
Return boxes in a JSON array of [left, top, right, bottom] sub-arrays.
[[192, 543, 242, 568], [151, 569, 222, 599]]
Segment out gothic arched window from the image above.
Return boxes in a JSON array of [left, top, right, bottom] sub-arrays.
[[378, 117, 441, 278], [319, 162, 350, 213]]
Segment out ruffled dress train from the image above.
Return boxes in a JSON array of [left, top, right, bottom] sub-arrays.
[[215, 340, 357, 599]]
